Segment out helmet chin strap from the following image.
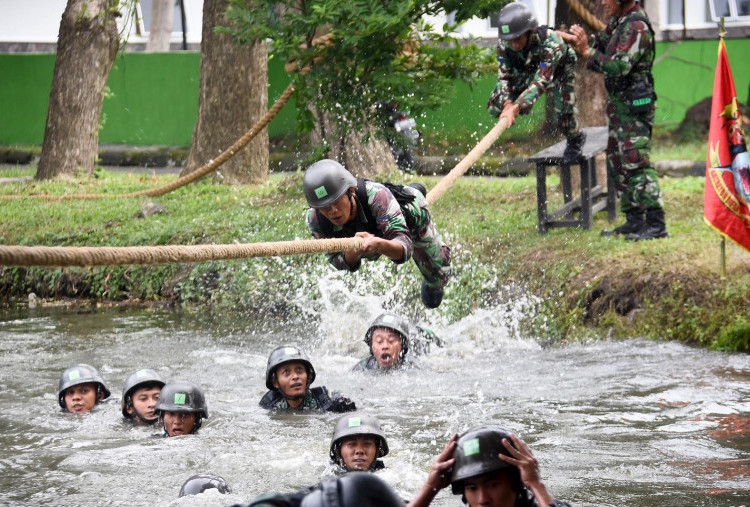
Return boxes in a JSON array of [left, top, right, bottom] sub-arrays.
[[134, 408, 158, 424]]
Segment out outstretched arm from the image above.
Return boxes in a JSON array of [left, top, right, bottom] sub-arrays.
[[408, 434, 458, 507]]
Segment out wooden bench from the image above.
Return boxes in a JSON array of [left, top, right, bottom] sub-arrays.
[[527, 126, 616, 233]]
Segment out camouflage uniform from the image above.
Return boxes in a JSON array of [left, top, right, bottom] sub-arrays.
[[586, 4, 663, 212], [258, 387, 356, 413], [488, 27, 580, 139], [307, 181, 451, 290]]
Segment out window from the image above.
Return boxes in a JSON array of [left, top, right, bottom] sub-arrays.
[[134, 0, 186, 36], [708, 0, 750, 20]]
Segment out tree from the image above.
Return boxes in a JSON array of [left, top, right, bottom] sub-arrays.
[[181, 0, 269, 184], [146, 0, 175, 52], [225, 0, 497, 177], [36, 0, 120, 180]]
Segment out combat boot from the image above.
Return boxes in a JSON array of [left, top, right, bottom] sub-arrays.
[[421, 281, 444, 309], [625, 208, 669, 241], [600, 210, 644, 237], [562, 132, 586, 165]]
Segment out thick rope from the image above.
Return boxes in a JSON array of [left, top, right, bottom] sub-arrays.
[[426, 117, 510, 205], [0, 83, 295, 201], [0, 238, 364, 267], [566, 0, 606, 31]]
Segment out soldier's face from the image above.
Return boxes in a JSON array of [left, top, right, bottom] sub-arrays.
[[127, 386, 161, 422], [603, 0, 621, 17], [273, 361, 308, 398], [371, 328, 403, 368], [64, 383, 99, 413], [318, 190, 355, 226], [339, 436, 378, 470], [163, 411, 196, 436], [508, 32, 529, 51], [463, 470, 516, 507]]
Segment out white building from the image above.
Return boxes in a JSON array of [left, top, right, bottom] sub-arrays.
[[0, 0, 748, 52]]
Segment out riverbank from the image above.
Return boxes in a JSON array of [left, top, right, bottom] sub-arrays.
[[1, 166, 748, 352]]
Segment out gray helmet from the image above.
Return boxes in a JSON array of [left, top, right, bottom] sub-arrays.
[[303, 159, 357, 208], [300, 473, 403, 507], [178, 474, 231, 497], [265, 345, 316, 390], [450, 425, 520, 494], [58, 364, 111, 409], [154, 380, 208, 432], [497, 2, 538, 40], [121, 369, 166, 419], [364, 313, 411, 356], [329, 413, 389, 466]]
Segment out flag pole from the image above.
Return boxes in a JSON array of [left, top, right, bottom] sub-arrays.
[[718, 17, 727, 280]]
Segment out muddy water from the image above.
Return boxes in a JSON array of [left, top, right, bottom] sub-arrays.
[[0, 298, 748, 506]]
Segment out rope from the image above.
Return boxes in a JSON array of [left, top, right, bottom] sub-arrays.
[[566, 0, 606, 31], [0, 238, 364, 267], [0, 83, 295, 201], [426, 117, 510, 205]]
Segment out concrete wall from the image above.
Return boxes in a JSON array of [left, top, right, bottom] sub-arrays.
[[1, 38, 749, 147]]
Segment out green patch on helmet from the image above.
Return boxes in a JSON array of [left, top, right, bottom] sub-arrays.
[[382, 315, 395, 323], [136, 369, 148, 378], [284, 347, 298, 355], [501, 25, 510, 34], [314, 186, 328, 199], [68, 370, 80, 380], [348, 417, 362, 427], [174, 393, 186, 405], [463, 438, 480, 456]]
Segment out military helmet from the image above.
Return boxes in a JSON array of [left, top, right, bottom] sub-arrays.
[[303, 159, 357, 208], [329, 413, 389, 465], [153, 380, 209, 427], [497, 2, 538, 40], [58, 364, 111, 409], [300, 473, 403, 507], [178, 474, 231, 497], [120, 368, 166, 418], [450, 425, 519, 494], [265, 345, 316, 390], [364, 313, 411, 356]]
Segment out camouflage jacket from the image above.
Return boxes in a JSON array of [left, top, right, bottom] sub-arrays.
[[307, 180, 415, 272], [258, 386, 356, 413], [488, 27, 576, 116], [587, 4, 654, 102]]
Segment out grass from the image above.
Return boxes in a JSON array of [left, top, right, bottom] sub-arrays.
[[1, 162, 748, 351]]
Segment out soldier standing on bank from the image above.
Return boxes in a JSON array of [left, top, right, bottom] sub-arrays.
[[562, 0, 669, 240], [489, 2, 586, 164]]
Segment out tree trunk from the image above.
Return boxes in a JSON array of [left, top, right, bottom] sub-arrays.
[[35, 0, 119, 180], [146, 0, 174, 52], [181, 0, 268, 184], [309, 109, 395, 178]]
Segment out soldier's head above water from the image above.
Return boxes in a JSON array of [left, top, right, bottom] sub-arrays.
[[329, 413, 389, 473], [153, 380, 208, 437], [121, 368, 165, 425], [58, 364, 111, 414]]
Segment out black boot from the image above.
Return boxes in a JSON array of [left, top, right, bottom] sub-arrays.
[[421, 281, 444, 309], [625, 208, 669, 241], [562, 131, 586, 164], [601, 210, 644, 237]]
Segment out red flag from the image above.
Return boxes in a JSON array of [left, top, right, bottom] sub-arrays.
[[704, 38, 750, 253]]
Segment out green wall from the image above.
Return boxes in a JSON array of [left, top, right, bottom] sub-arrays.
[[1, 38, 749, 147]]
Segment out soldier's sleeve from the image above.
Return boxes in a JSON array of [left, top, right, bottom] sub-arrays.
[[515, 32, 565, 114], [367, 182, 412, 264], [587, 17, 651, 78], [306, 208, 359, 272], [488, 44, 512, 117]]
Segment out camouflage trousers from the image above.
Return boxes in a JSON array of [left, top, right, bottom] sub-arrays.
[[410, 209, 452, 289], [606, 100, 664, 212], [507, 65, 580, 139], [405, 189, 452, 289]]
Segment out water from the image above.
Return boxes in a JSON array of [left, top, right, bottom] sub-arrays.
[[0, 298, 748, 506]]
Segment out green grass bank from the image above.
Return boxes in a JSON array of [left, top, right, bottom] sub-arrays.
[[1, 165, 748, 352]]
